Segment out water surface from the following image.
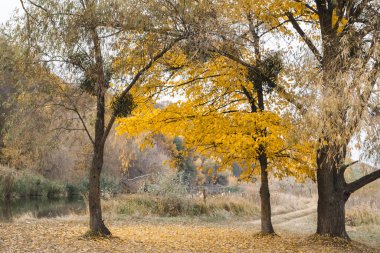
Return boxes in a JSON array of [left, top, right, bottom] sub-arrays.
[[0, 196, 86, 222]]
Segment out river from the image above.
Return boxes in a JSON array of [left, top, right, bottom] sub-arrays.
[[0, 196, 86, 222]]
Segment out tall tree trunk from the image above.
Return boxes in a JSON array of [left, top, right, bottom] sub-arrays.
[[316, 150, 347, 238], [259, 152, 275, 234], [316, 145, 349, 238], [89, 149, 110, 235], [86, 27, 111, 236], [316, 145, 380, 238], [88, 93, 111, 235]]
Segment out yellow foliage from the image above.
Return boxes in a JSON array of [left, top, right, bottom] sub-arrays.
[[117, 96, 315, 181]]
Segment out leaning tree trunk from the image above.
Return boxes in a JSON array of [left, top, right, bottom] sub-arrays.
[[259, 152, 275, 234], [316, 146, 349, 239]]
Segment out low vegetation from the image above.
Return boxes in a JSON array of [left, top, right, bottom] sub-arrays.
[[0, 165, 67, 199], [107, 194, 259, 218], [0, 165, 120, 200]]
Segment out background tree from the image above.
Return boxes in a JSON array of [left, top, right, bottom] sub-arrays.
[[279, 0, 380, 239], [116, 52, 315, 235], [13, 0, 196, 235], [162, 0, 380, 239]]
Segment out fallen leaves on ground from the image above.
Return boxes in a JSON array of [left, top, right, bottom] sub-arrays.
[[0, 217, 377, 253]]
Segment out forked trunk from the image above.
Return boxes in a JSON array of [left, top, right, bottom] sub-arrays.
[[259, 153, 275, 234]]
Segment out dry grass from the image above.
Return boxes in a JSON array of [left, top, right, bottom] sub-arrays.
[[346, 207, 380, 226], [102, 194, 260, 219]]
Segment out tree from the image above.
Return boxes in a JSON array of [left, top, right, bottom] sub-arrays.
[[14, 0, 193, 235], [0, 36, 67, 172], [275, 0, 380, 239], [175, 0, 379, 238], [0, 38, 18, 152], [172, 137, 197, 189], [116, 53, 315, 235], [206, 0, 380, 238]]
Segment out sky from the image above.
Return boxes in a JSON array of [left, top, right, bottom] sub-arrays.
[[0, 0, 21, 25]]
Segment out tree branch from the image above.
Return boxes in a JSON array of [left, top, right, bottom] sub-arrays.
[[278, 84, 305, 110], [338, 160, 359, 177], [346, 169, 380, 194], [286, 12, 323, 63], [101, 37, 184, 146], [293, 0, 319, 14], [213, 47, 307, 113], [53, 84, 95, 145], [27, 0, 49, 13]]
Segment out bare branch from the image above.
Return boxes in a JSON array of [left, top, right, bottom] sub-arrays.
[[274, 84, 306, 113], [346, 169, 380, 194], [27, 0, 49, 13], [338, 160, 359, 177], [286, 12, 323, 63], [54, 84, 95, 145], [101, 37, 185, 146]]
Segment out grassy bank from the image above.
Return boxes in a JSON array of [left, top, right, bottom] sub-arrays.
[[0, 165, 122, 200], [0, 165, 67, 199]]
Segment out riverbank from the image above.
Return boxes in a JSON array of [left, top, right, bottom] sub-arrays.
[[0, 165, 68, 199]]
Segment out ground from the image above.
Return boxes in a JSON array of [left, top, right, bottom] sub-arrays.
[[0, 214, 378, 253]]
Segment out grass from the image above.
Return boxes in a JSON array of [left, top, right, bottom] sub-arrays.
[[104, 194, 260, 219], [0, 164, 121, 200], [0, 165, 67, 199], [346, 207, 380, 226]]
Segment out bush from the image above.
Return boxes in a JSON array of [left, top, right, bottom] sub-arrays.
[[66, 183, 81, 196], [141, 172, 188, 197], [11, 174, 66, 198], [0, 173, 14, 199], [77, 175, 121, 197]]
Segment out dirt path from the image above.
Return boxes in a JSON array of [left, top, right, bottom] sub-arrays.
[[248, 204, 380, 248], [249, 204, 317, 228]]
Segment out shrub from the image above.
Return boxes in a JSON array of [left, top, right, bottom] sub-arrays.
[[0, 173, 14, 199], [141, 172, 188, 197], [77, 175, 121, 197]]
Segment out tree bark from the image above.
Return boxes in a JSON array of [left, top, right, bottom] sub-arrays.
[[88, 150, 110, 235], [88, 91, 111, 235], [259, 152, 275, 234], [316, 145, 349, 239]]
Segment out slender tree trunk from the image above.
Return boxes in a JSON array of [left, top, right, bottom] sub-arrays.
[[86, 27, 111, 236], [316, 146, 349, 239], [89, 149, 110, 235], [88, 92, 111, 235], [259, 152, 275, 234]]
